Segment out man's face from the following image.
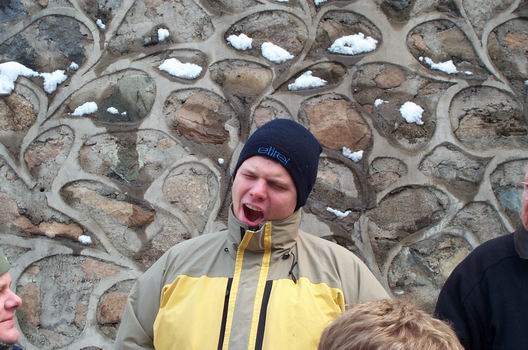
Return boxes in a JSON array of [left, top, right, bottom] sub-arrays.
[[0, 272, 22, 344], [522, 170, 528, 230], [232, 156, 297, 227]]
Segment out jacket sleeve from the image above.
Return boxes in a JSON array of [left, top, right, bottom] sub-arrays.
[[435, 269, 485, 350], [338, 251, 390, 304], [114, 253, 170, 349]]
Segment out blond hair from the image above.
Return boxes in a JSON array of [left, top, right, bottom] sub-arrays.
[[318, 299, 463, 350]]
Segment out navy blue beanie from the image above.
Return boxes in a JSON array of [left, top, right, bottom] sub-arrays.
[[234, 119, 322, 210]]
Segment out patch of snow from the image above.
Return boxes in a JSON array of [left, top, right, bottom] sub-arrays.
[[464, 71, 473, 75], [0, 61, 39, 95], [326, 207, 351, 218], [261, 42, 294, 63], [276, 0, 289, 2], [328, 33, 378, 55], [72, 101, 98, 116], [78, 235, 92, 245], [227, 33, 253, 50], [315, 0, 327, 4], [96, 18, 106, 30], [69, 62, 79, 70], [40, 70, 67, 94], [399, 101, 424, 125], [418, 56, 424, 62], [342, 147, 363, 162], [158, 28, 170, 42], [423, 57, 458, 74], [525, 80, 528, 86], [159, 58, 202, 79], [288, 71, 327, 91], [218, 158, 225, 165], [121, 111, 127, 116], [374, 98, 387, 107], [107, 107, 119, 114]]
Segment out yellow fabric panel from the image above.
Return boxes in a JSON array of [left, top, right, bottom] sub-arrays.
[[261, 277, 345, 350], [153, 275, 228, 350]]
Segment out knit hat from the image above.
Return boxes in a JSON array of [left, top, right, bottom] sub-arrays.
[[234, 119, 322, 210], [0, 252, 10, 275]]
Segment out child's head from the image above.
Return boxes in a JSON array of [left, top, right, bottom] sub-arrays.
[[319, 299, 463, 350]]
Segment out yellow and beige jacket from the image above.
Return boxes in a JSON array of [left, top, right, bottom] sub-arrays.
[[114, 209, 389, 350]]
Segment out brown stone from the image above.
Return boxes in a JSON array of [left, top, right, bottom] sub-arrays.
[[374, 66, 406, 89], [65, 186, 155, 227], [13, 216, 42, 235], [37, 0, 49, 7], [0, 192, 19, 224], [97, 292, 128, 324], [504, 32, 528, 50], [74, 303, 87, 329], [18, 283, 40, 327], [172, 92, 229, 144], [410, 33, 429, 53], [24, 138, 64, 170], [302, 97, 371, 150], [0, 94, 36, 131], [38, 222, 84, 240], [81, 259, 120, 281], [218, 65, 272, 97]]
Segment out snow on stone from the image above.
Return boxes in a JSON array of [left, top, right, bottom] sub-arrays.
[[315, 0, 327, 5], [96, 18, 106, 30], [218, 158, 225, 165], [78, 235, 92, 245], [374, 98, 387, 107], [276, 0, 288, 2], [464, 71, 473, 75], [159, 58, 202, 79], [69, 62, 79, 70], [158, 28, 170, 42], [326, 207, 351, 218], [72, 101, 98, 116], [399, 101, 424, 125], [328, 33, 377, 55], [0, 61, 39, 95], [107, 107, 119, 114], [121, 111, 127, 116], [40, 70, 67, 94], [261, 42, 294, 63], [423, 57, 458, 74], [288, 71, 327, 91], [227, 33, 253, 50], [525, 80, 528, 86], [342, 147, 363, 162]]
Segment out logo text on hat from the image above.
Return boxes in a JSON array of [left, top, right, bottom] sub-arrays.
[[257, 146, 290, 166]]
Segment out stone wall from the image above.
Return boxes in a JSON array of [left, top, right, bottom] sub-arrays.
[[1, 0, 527, 348]]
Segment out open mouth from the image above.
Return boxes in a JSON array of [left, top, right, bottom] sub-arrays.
[[243, 204, 264, 224]]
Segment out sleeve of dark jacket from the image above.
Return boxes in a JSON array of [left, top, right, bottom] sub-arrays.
[[114, 253, 170, 349], [435, 261, 487, 350]]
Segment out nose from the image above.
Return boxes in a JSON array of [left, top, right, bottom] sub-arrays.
[[5, 289, 22, 311], [249, 179, 267, 200]]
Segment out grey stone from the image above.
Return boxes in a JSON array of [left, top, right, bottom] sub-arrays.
[[448, 202, 508, 244], [368, 157, 408, 192], [451, 86, 528, 150], [490, 159, 528, 229], [419, 143, 490, 197], [367, 186, 449, 239]]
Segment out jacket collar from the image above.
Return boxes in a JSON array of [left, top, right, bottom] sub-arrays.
[[227, 206, 301, 253], [514, 225, 528, 259]]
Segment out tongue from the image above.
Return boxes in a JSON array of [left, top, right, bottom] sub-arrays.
[[244, 205, 264, 222]]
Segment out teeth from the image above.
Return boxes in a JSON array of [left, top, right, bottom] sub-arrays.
[[245, 204, 262, 211]]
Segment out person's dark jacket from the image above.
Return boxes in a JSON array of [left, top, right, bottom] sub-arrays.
[[435, 227, 528, 350]]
